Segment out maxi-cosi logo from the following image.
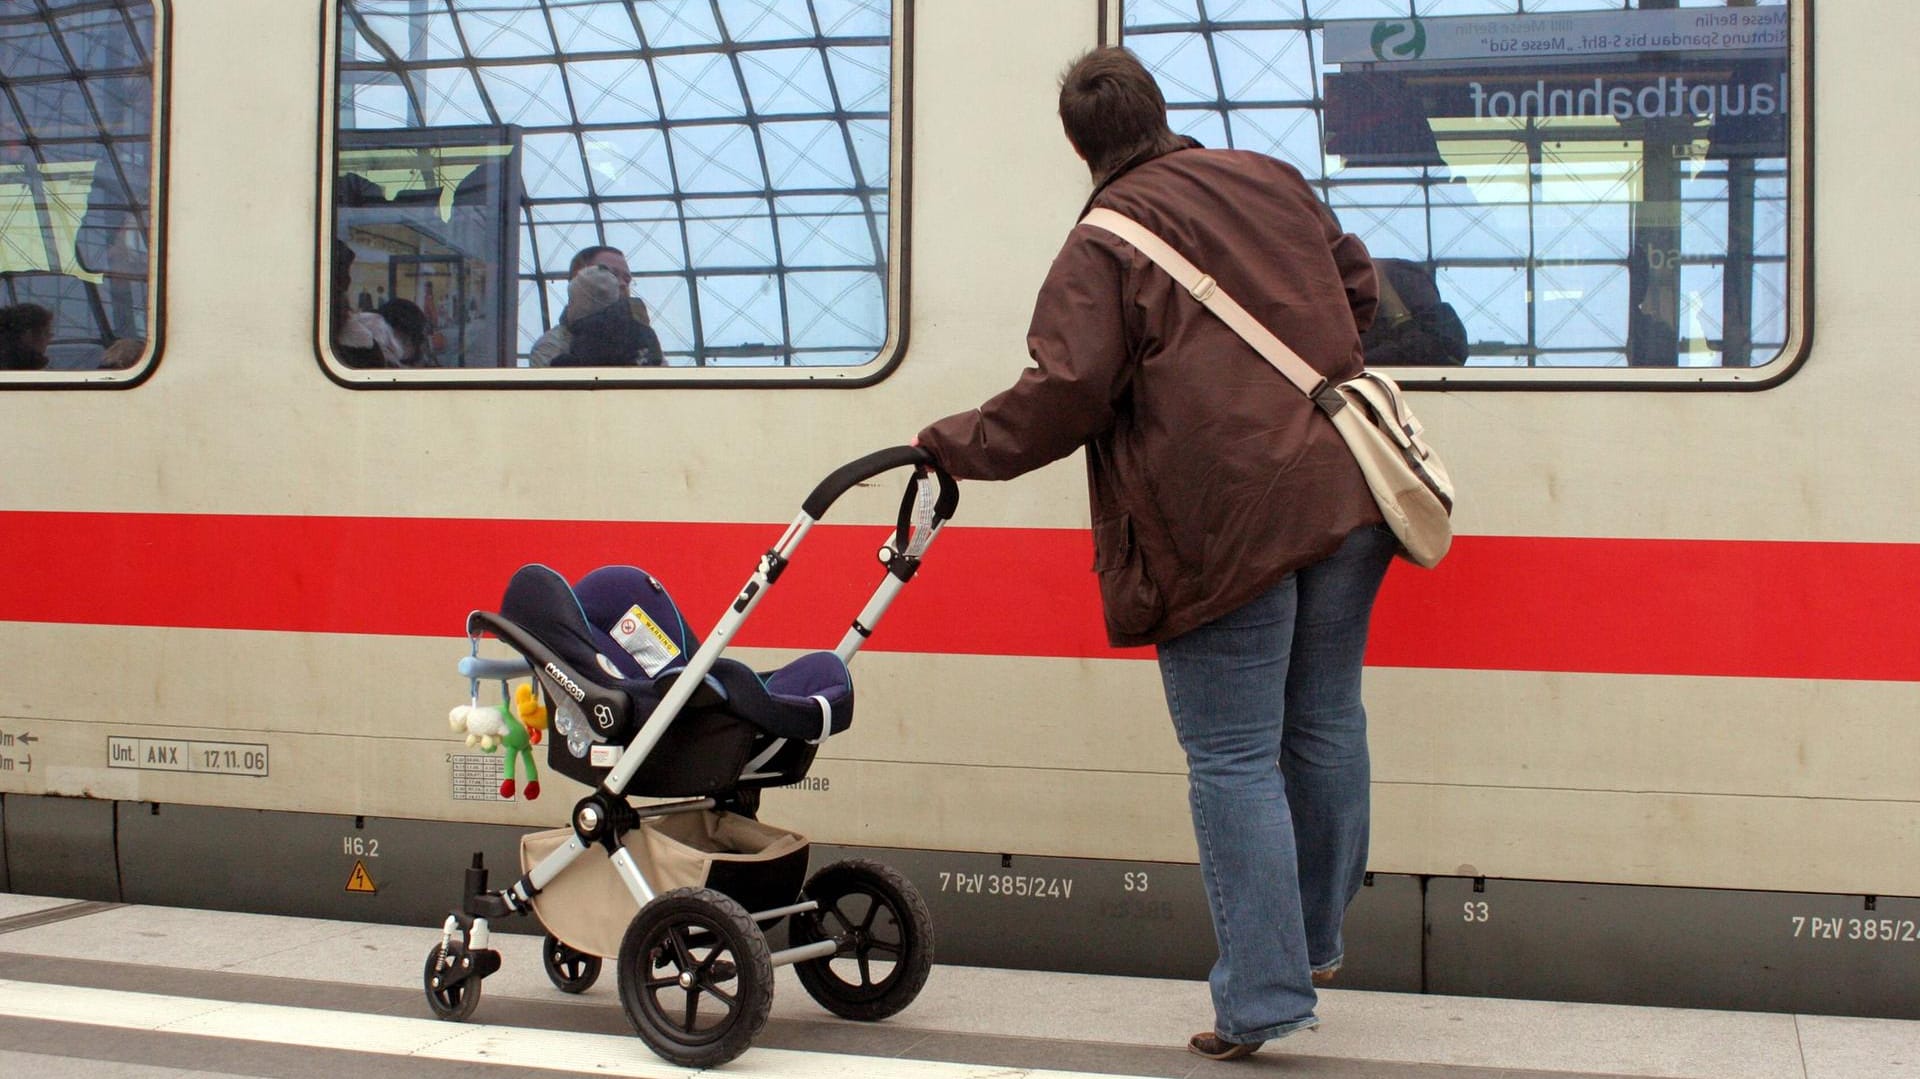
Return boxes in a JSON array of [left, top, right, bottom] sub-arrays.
[[543, 662, 586, 702], [1371, 18, 1427, 61]]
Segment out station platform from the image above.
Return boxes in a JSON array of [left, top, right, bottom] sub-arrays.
[[0, 891, 1914, 1079]]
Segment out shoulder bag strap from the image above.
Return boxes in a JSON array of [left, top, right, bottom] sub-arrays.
[[1079, 207, 1346, 415]]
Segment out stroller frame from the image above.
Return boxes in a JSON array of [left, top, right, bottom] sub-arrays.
[[425, 447, 956, 1066]]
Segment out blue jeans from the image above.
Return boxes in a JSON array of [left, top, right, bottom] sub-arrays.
[[1156, 524, 1395, 1044]]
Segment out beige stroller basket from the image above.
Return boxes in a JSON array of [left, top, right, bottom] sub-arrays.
[[520, 810, 808, 960]]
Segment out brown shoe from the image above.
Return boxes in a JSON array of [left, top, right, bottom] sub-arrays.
[[1312, 967, 1337, 986], [1188, 1032, 1261, 1061]]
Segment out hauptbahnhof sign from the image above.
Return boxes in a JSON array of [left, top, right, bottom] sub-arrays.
[[1321, 8, 1789, 166]]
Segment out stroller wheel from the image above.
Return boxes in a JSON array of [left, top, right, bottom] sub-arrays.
[[791, 859, 934, 1021], [542, 933, 602, 994], [422, 943, 482, 1021], [616, 887, 772, 1067]]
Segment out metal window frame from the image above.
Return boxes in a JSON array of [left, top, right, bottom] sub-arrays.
[[0, 0, 169, 390], [316, 0, 913, 389]]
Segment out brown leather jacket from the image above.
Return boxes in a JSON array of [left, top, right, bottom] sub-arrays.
[[917, 147, 1384, 647]]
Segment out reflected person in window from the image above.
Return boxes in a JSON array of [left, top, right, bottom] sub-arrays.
[[0, 303, 54, 371], [1360, 258, 1468, 366], [376, 298, 436, 367], [331, 239, 384, 369], [99, 338, 145, 369], [530, 246, 664, 367]]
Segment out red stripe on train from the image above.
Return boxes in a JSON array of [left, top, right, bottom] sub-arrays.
[[2, 511, 1915, 682]]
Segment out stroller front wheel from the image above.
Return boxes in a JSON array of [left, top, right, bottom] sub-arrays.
[[791, 859, 934, 1021], [422, 943, 483, 1021], [616, 887, 773, 1067], [542, 933, 602, 994]]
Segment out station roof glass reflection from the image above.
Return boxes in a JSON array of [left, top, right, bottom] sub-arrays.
[[336, 0, 893, 367]]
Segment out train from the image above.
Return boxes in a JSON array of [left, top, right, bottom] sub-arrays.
[[5, 0, 1917, 1020]]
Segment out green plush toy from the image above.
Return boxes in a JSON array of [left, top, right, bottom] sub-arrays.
[[448, 683, 548, 799]]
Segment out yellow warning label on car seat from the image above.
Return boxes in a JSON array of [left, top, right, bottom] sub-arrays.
[[611, 604, 682, 677]]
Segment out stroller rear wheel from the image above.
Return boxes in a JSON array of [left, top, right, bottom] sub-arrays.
[[542, 933, 602, 994], [616, 887, 772, 1067], [790, 859, 934, 1021], [422, 943, 482, 1021]]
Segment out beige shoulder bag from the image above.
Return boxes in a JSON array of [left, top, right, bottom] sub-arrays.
[[1080, 207, 1455, 568]]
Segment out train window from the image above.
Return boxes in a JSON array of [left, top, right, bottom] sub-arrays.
[[0, 0, 163, 384], [1119, 0, 1804, 385], [321, 0, 904, 383]]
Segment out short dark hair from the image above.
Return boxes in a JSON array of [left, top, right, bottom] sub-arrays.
[[378, 298, 431, 358], [0, 302, 53, 339], [1057, 47, 1178, 179], [569, 245, 626, 276]]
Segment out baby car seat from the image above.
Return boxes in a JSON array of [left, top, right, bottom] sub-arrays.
[[468, 564, 853, 797]]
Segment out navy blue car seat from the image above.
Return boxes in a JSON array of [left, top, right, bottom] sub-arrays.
[[474, 564, 852, 797]]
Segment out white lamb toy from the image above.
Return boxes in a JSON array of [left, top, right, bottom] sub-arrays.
[[449, 703, 508, 752]]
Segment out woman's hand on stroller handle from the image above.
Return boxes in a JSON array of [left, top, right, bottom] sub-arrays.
[[802, 446, 958, 523]]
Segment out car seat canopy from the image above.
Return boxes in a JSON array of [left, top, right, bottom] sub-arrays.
[[494, 562, 853, 744], [498, 563, 639, 681], [575, 565, 698, 680]]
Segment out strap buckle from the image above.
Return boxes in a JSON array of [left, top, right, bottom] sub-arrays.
[[1188, 274, 1218, 302]]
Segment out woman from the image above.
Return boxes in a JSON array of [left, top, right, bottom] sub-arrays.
[[913, 47, 1391, 1061]]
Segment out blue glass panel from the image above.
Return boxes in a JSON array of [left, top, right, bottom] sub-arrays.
[[360, 7, 468, 63], [417, 66, 489, 126], [455, 4, 553, 59], [477, 63, 572, 127], [634, 0, 722, 49], [601, 204, 684, 275], [776, 194, 880, 267], [345, 78, 413, 128], [827, 46, 890, 114], [0, 20, 69, 78], [668, 124, 765, 194], [697, 272, 784, 349], [811, 0, 889, 38], [1214, 30, 1317, 102], [762, 120, 855, 190], [1536, 262, 1629, 349], [684, 197, 778, 268], [567, 59, 660, 124], [740, 48, 834, 115], [521, 131, 588, 197], [548, 2, 639, 52], [786, 270, 885, 348], [582, 129, 674, 197], [56, 8, 142, 69], [718, 0, 815, 42], [654, 52, 748, 121]]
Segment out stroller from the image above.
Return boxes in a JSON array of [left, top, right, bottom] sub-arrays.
[[423, 448, 957, 1067]]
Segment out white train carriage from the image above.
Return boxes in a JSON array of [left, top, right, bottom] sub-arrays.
[[3, 0, 1915, 1020]]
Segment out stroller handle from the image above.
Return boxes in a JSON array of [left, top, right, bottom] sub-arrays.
[[803, 446, 958, 521]]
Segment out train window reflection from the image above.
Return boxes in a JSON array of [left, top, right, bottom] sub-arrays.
[[0, 0, 162, 382], [322, 0, 901, 380], [1121, 0, 1800, 380]]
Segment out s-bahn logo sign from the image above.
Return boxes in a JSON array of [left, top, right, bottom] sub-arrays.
[[1371, 19, 1427, 62], [1328, 9, 1786, 65]]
